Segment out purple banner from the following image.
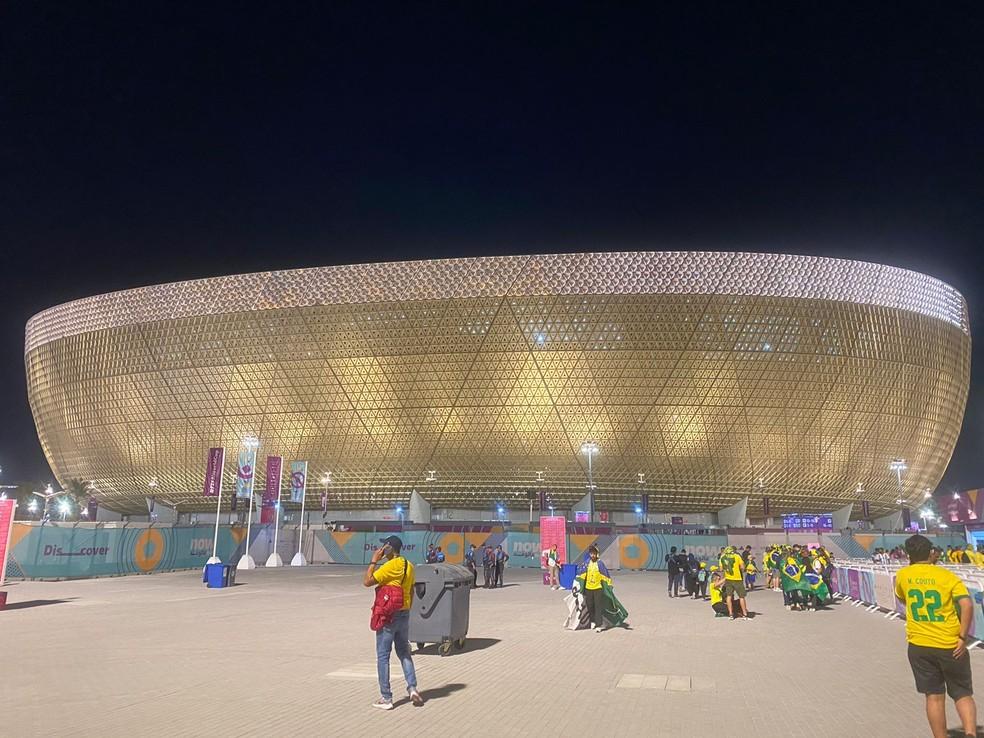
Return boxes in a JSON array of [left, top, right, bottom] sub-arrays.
[[203, 447, 225, 497], [264, 456, 283, 507], [847, 568, 861, 600]]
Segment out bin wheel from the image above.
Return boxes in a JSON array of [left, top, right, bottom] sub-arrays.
[[454, 638, 466, 650], [416, 642, 425, 651], [438, 641, 452, 656]]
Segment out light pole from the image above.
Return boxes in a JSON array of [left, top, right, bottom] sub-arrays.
[[33, 484, 66, 523], [890, 458, 907, 532], [580, 441, 599, 521], [147, 477, 159, 522], [237, 435, 260, 570]]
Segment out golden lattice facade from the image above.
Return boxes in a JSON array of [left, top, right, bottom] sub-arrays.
[[25, 252, 970, 516]]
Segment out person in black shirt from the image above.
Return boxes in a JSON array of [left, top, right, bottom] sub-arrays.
[[665, 546, 679, 597], [465, 544, 478, 588], [482, 547, 494, 588]]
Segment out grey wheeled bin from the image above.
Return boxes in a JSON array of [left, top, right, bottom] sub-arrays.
[[409, 563, 471, 656]]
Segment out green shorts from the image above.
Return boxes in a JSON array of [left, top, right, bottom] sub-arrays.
[[723, 579, 747, 598]]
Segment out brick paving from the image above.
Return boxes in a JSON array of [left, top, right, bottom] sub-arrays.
[[2, 566, 982, 737]]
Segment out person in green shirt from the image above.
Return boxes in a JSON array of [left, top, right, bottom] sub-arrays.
[[895, 534, 976, 738]]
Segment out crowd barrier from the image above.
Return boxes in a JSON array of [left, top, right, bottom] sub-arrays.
[[832, 563, 984, 641]]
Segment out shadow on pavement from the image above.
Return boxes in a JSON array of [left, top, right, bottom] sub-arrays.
[[415, 638, 501, 656], [3, 598, 77, 610], [945, 728, 983, 737], [395, 682, 467, 707]]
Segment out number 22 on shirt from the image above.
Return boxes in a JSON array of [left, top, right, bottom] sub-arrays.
[[908, 588, 944, 622]]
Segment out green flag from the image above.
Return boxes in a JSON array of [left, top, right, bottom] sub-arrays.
[[600, 580, 628, 626]]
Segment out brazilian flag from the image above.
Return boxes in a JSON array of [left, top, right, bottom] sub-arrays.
[[781, 559, 812, 594], [768, 550, 782, 570], [804, 571, 830, 602], [600, 580, 629, 627]]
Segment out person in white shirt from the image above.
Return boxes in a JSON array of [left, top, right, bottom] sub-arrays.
[[543, 545, 560, 590]]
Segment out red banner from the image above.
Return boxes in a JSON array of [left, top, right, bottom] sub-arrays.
[[0, 498, 16, 587], [539, 515, 567, 570], [262, 456, 282, 524]]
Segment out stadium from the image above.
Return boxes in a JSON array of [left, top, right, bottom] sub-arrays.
[[24, 251, 970, 517]]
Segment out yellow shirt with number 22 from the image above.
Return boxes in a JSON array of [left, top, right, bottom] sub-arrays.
[[894, 563, 969, 649]]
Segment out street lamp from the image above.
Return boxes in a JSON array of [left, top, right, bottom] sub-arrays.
[[580, 440, 599, 521], [890, 458, 907, 531]]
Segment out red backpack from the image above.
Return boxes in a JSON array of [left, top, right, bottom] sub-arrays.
[[370, 558, 407, 631]]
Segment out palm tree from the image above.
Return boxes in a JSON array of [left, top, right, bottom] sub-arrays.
[[64, 478, 90, 516]]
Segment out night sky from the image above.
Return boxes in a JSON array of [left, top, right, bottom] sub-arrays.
[[2, 5, 983, 492]]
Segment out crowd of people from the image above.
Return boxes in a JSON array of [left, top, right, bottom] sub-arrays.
[[871, 543, 984, 567], [463, 543, 509, 588], [661, 543, 836, 620]]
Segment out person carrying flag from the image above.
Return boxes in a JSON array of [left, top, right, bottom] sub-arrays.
[[575, 545, 627, 631]]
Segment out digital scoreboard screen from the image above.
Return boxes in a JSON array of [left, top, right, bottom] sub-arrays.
[[782, 514, 833, 530]]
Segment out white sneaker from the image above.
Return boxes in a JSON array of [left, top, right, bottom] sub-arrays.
[[372, 699, 394, 711], [590, 622, 597, 629], [595, 626, 604, 632]]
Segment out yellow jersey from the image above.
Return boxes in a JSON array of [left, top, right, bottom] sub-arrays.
[[583, 560, 612, 590], [709, 580, 724, 606], [894, 563, 969, 649], [373, 556, 415, 610], [719, 552, 744, 581]]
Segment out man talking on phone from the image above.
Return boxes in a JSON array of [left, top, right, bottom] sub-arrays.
[[364, 535, 424, 710]]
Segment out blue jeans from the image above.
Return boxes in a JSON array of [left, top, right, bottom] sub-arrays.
[[376, 610, 417, 701]]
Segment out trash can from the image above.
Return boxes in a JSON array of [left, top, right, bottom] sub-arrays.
[[205, 563, 236, 588], [409, 563, 471, 656], [559, 563, 578, 590]]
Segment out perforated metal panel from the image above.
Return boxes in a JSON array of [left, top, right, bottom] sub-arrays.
[[24, 252, 970, 515]]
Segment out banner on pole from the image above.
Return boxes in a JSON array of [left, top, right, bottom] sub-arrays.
[[762, 496, 770, 517], [861, 500, 870, 518], [203, 447, 226, 497], [262, 456, 282, 525], [146, 496, 156, 514], [230, 493, 238, 512], [87, 496, 99, 521], [321, 491, 328, 512], [235, 449, 256, 499], [290, 461, 308, 503], [0, 498, 15, 586]]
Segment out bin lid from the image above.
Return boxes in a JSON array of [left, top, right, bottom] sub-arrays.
[[413, 563, 473, 583]]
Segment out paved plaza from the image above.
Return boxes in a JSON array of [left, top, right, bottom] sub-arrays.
[[4, 566, 983, 737]]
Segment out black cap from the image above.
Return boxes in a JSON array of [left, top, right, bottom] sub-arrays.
[[380, 535, 403, 552]]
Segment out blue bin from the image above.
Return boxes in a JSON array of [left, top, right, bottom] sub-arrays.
[[205, 563, 235, 588], [559, 563, 578, 590]]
